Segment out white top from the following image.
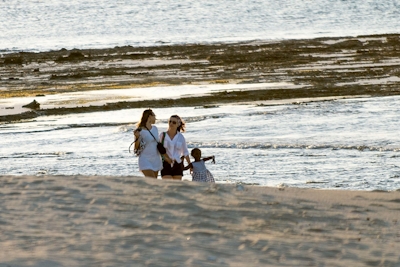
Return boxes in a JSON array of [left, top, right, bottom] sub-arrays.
[[138, 126, 162, 171], [192, 160, 207, 172], [160, 131, 189, 163]]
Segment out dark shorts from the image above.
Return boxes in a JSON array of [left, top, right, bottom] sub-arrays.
[[161, 161, 183, 177]]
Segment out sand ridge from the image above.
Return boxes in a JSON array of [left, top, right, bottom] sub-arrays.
[[0, 175, 399, 266]]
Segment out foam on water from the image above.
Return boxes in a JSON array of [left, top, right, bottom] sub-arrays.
[[1, 93, 400, 190]]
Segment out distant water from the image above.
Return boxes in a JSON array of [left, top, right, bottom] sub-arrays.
[[1, 92, 400, 191], [1, 0, 400, 53]]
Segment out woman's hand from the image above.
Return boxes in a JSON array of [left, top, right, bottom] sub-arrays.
[[185, 155, 193, 173], [163, 154, 173, 164]]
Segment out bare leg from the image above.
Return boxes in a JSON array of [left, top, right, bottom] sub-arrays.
[[142, 170, 158, 178], [162, 175, 173, 180], [172, 176, 182, 180]]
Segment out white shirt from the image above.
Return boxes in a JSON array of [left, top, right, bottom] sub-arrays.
[[160, 131, 189, 163], [138, 126, 162, 171]]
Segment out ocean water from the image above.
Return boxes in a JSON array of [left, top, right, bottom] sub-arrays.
[[1, 1, 400, 191], [1, 0, 400, 53], [1, 92, 400, 191]]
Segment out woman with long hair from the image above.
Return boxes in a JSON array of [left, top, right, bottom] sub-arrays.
[[133, 109, 163, 178], [160, 115, 191, 180]]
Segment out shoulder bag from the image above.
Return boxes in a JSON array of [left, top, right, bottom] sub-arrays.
[[145, 126, 167, 155]]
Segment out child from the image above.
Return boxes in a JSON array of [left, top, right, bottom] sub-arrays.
[[183, 148, 215, 183]]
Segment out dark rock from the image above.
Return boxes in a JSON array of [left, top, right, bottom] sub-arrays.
[[22, 100, 40, 109]]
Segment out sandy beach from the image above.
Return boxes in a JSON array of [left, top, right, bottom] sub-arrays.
[[2, 34, 400, 122], [0, 175, 399, 266]]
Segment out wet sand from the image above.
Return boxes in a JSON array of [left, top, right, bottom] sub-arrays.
[[2, 33, 400, 122], [0, 175, 399, 266]]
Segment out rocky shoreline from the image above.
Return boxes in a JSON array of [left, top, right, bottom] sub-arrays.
[[1, 33, 400, 122]]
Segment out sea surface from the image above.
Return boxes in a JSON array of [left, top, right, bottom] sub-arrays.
[[1, 91, 400, 191], [1, 1, 400, 191], [1, 0, 400, 53]]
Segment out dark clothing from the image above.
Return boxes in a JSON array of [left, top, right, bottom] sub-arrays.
[[161, 161, 183, 176]]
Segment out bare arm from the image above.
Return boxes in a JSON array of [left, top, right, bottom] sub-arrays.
[[133, 129, 141, 150], [203, 156, 215, 163], [183, 163, 193, 170], [185, 155, 191, 165], [163, 153, 173, 164]]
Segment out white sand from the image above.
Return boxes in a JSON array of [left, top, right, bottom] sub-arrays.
[[0, 175, 399, 266]]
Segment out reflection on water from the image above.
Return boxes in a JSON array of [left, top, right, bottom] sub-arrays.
[[0, 82, 296, 115], [1, 95, 400, 191], [1, 0, 400, 52]]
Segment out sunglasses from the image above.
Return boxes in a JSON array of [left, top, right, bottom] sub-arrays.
[[169, 120, 178, 125]]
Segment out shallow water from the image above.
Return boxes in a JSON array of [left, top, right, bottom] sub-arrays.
[[1, 0, 400, 53], [1, 88, 399, 191]]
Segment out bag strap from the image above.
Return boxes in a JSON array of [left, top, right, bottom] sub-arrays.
[[162, 132, 166, 145], [144, 126, 158, 142], [128, 131, 141, 153], [160, 132, 166, 161]]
